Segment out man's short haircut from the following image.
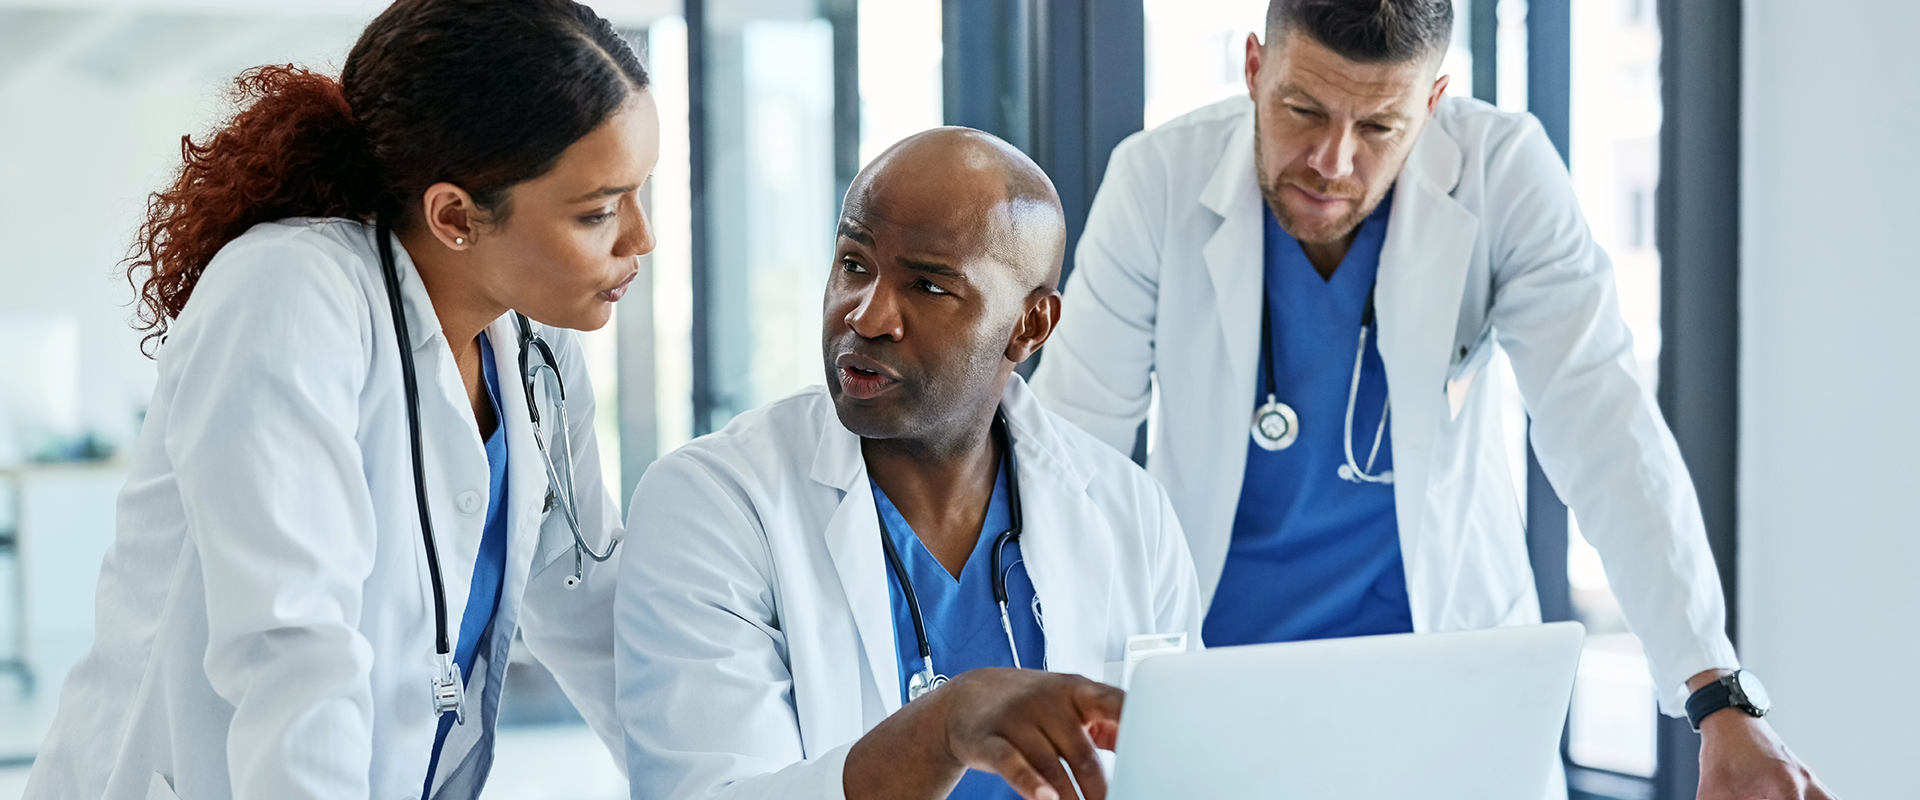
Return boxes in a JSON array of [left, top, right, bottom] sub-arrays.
[[1266, 0, 1454, 64]]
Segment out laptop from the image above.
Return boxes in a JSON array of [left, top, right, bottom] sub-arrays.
[[1109, 622, 1585, 800]]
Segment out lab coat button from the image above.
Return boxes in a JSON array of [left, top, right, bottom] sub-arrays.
[[457, 491, 482, 515]]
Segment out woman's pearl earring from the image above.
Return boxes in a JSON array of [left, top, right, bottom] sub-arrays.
[[454, 237, 466, 245]]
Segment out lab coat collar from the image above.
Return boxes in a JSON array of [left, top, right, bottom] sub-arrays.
[[810, 375, 1114, 710], [371, 224, 446, 354]]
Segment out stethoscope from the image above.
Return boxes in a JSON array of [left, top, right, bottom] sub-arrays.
[[374, 219, 619, 723], [1250, 281, 1394, 485], [878, 408, 1031, 702]]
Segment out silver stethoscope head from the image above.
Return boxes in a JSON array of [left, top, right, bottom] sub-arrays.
[[1249, 282, 1393, 485]]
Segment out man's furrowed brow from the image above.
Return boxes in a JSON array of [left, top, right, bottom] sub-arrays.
[[837, 220, 874, 246], [899, 257, 964, 279]]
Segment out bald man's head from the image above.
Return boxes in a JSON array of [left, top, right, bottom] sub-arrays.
[[847, 127, 1067, 292], [822, 127, 1068, 446]]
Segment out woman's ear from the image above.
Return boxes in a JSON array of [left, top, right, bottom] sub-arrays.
[[420, 182, 480, 250]]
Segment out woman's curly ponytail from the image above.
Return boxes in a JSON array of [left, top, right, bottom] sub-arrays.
[[127, 66, 383, 354], [125, 0, 650, 356]]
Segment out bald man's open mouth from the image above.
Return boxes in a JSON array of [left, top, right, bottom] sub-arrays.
[[834, 352, 901, 401]]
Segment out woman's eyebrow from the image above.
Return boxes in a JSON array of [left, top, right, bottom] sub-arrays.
[[565, 184, 638, 203]]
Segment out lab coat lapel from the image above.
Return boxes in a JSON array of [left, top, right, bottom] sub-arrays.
[[487, 316, 545, 610], [380, 228, 491, 637], [1000, 379, 1113, 682], [1199, 110, 1266, 397], [811, 414, 906, 716], [1376, 123, 1477, 565]]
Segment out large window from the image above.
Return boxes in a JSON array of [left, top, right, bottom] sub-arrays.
[[1565, 0, 1665, 784]]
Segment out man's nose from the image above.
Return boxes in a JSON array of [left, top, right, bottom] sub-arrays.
[[1305, 124, 1358, 182], [844, 279, 904, 341]]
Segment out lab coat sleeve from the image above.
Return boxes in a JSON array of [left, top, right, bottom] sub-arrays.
[[162, 238, 379, 800], [1482, 117, 1739, 714], [1148, 480, 1207, 649], [518, 327, 626, 765], [1029, 132, 1167, 455], [617, 454, 850, 800]]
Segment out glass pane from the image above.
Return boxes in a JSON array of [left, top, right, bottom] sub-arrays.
[[1565, 0, 1664, 779], [652, 16, 698, 456], [857, 0, 942, 163], [698, 1, 841, 430]]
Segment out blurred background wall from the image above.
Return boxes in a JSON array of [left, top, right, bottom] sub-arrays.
[[1739, 0, 1920, 796]]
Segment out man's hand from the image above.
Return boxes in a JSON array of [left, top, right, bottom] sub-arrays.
[[846, 669, 1124, 800], [940, 669, 1122, 800], [1691, 671, 1837, 800]]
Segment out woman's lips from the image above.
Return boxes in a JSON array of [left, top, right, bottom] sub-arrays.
[[837, 365, 897, 400], [600, 273, 636, 302]]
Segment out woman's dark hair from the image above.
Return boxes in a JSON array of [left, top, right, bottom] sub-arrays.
[[127, 0, 650, 354]]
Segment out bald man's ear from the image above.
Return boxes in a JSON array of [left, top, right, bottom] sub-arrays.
[[1005, 289, 1062, 365]]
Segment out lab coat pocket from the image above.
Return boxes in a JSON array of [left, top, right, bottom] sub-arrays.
[[1445, 331, 1495, 420], [1100, 632, 1189, 689], [533, 504, 572, 574], [145, 772, 182, 800]]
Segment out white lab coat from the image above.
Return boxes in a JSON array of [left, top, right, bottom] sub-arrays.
[[615, 378, 1204, 800], [25, 219, 624, 800], [1029, 95, 1738, 713]]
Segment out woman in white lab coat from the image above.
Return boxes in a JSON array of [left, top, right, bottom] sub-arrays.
[[24, 1, 652, 798]]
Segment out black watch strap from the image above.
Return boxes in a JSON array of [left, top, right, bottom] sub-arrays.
[[1685, 678, 1733, 731]]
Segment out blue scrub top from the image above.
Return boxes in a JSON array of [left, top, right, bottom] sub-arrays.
[[874, 463, 1042, 800], [1201, 198, 1413, 647], [425, 333, 512, 794]]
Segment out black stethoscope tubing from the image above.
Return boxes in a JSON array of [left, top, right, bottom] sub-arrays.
[[877, 407, 1026, 700], [376, 217, 453, 667], [1256, 277, 1393, 484], [375, 217, 615, 723], [1258, 281, 1378, 401]]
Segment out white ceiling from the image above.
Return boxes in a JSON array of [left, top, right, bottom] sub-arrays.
[[0, 0, 680, 88]]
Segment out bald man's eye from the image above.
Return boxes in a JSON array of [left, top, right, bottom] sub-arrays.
[[841, 257, 867, 274], [915, 278, 950, 296]]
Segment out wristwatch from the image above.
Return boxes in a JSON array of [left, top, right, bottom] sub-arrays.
[[1685, 669, 1771, 731]]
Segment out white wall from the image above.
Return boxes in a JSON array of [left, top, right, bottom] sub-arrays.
[[1740, 0, 1920, 794]]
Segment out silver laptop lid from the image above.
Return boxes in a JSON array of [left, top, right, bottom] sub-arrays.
[[1111, 622, 1585, 800]]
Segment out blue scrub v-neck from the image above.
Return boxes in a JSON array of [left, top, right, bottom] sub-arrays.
[[424, 333, 511, 794], [874, 462, 1042, 800], [1203, 197, 1412, 647]]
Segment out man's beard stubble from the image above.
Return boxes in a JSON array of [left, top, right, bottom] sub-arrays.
[[1253, 118, 1387, 246]]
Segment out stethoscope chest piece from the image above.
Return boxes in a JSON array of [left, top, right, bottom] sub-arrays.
[[1251, 395, 1300, 451], [907, 665, 949, 701]]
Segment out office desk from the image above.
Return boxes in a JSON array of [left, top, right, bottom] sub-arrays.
[[0, 460, 128, 695]]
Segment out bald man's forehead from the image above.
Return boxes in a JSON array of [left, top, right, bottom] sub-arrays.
[[843, 183, 994, 253]]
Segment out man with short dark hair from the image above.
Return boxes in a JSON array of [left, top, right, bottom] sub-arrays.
[[618, 128, 1202, 800], [1032, 1, 1832, 797]]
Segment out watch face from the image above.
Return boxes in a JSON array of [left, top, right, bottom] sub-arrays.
[[1733, 671, 1772, 712]]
